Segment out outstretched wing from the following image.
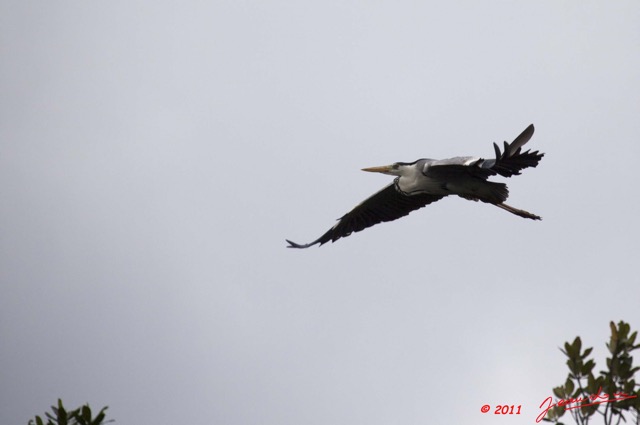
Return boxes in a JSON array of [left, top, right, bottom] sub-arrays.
[[286, 182, 444, 248], [425, 124, 543, 181]]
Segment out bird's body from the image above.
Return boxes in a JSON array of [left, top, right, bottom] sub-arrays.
[[287, 124, 544, 248]]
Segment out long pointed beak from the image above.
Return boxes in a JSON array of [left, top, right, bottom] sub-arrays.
[[361, 165, 393, 174]]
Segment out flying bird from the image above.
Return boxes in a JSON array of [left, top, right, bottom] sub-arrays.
[[287, 124, 543, 248]]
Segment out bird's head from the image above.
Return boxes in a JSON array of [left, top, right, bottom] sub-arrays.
[[361, 162, 417, 176]]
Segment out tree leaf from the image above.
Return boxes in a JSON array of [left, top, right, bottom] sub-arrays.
[[574, 337, 582, 354], [565, 377, 575, 395], [553, 386, 565, 399], [609, 321, 619, 354], [582, 359, 595, 375]]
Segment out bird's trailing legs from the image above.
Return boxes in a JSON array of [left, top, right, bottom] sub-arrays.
[[495, 203, 541, 220]]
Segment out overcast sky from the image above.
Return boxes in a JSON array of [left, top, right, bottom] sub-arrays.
[[2, 1, 639, 424]]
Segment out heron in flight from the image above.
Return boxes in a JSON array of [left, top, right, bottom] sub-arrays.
[[287, 124, 543, 249]]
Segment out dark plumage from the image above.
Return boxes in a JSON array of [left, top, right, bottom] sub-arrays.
[[287, 124, 543, 248]]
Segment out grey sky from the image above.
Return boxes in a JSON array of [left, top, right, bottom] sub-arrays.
[[1, 1, 639, 424]]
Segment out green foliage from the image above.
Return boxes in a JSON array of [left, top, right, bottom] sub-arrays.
[[28, 399, 113, 425], [543, 321, 640, 425]]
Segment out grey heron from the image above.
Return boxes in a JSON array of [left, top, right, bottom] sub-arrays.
[[287, 124, 543, 249]]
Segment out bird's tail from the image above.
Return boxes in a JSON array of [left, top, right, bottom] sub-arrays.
[[457, 181, 509, 204], [495, 203, 541, 220]]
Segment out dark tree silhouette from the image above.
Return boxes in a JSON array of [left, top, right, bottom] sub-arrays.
[[541, 321, 640, 425], [28, 399, 112, 425]]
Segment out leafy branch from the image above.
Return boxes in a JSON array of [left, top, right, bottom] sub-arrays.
[[28, 399, 113, 425], [543, 321, 640, 425]]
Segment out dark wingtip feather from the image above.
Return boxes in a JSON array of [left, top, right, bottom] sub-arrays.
[[509, 123, 535, 153], [493, 142, 501, 161], [286, 239, 312, 249], [487, 124, 543, 178]]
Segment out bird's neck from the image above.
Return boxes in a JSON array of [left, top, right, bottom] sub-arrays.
[[395, 166, 445, 195]]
